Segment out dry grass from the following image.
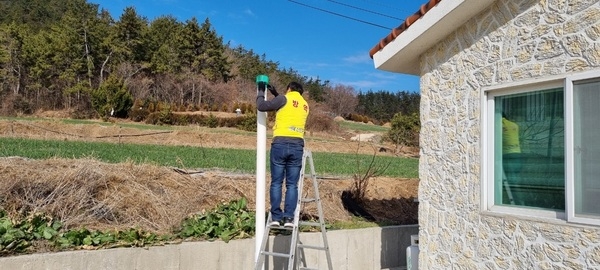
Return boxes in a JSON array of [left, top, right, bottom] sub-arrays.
[[1, 157, 201, 234], [0, 157, 377, 235], [0, 117, 419, 238]]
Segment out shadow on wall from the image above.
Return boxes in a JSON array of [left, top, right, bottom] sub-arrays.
[[266, 235, 292, 270], [341, 190, 419, 268]]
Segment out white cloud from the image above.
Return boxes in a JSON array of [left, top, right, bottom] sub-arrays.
[[342, 52, 371, 64], [243, 8, 255, 17]]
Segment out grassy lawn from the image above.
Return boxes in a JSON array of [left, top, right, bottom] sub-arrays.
[[0, 137, 418, 178], [337, 121, 390, 133]]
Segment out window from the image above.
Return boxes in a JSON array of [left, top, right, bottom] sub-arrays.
[[483, 70, 600, 225], [567, 74, 600, 225], [493, 88, 565, 210]]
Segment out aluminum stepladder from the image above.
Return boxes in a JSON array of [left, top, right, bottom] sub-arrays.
[[255, 149, 333, 270]]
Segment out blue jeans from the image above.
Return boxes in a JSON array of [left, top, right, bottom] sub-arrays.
[[269, 141, 304, 221]]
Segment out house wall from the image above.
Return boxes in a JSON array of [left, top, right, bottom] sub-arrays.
[[418, 0, 600, 268]]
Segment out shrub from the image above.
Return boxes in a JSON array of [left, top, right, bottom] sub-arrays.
[[386, 112, 420, 148], [189, 114, 207, 125], [129, 108, 149, 122], [144, 112, 159, 125], [147, 102, 156, 112], [237, 113, 257, 132], [305, 113, 339, 133], [1, 94, 33, 116], [91, 76, 133, 118], [218, 117, 237, 128], [239, 103, 248, 113], [206, 114, 218, 128], [173, 114, 190, 126], [145, 109, 175, 125], [69, 107, 95, 120], [13, 95, 33, 115], [158, 108, 174, 125], [347, 113, 369, 123]]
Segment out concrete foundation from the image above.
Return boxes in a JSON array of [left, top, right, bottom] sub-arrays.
[[0, 225, 418, 270]]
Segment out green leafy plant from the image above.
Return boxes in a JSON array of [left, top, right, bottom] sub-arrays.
[[0, 200, 255, 255], [0, 211, 62, 254], [178, 198, 255, 242]]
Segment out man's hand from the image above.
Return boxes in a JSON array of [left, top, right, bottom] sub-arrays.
[[267, 84, 278, 96], [257, 81, 266, 91]]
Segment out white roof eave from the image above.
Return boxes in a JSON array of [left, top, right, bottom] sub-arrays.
[[372, 0, 496, 76]]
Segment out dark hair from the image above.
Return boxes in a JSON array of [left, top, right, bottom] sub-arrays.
[[287, 81, 304, 95]]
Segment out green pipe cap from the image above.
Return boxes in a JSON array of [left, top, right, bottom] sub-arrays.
[[256, 75, 269, 84]]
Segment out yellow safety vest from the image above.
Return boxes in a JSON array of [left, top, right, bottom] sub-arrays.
[[502, 117, 521, 154], [273, 91, 309, 138]]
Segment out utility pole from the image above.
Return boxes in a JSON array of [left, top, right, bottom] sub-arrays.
[[254, 75, 269, 264]]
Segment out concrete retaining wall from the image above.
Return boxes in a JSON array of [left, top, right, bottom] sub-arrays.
[[0, 225, 418, 270]]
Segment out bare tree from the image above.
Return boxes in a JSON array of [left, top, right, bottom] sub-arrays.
[[325, 84, 358, 117], [349, 141, 390, 202]]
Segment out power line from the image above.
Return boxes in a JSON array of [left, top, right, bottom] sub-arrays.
[[287, 0, 392, 30], [324, 0, 403, 21], [354, 0, 416, 14]]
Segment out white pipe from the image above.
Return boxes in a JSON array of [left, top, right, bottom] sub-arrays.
[[255, 85, 267, 263]]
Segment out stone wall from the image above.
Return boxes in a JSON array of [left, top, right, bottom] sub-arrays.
[[418, 0, 600, 268]]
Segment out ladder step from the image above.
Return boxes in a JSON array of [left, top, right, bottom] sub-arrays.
[[261, 251, 292, 258], [297, 244, 328, 251], [268, 225, 294, 230]]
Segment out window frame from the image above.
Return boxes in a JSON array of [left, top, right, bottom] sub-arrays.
[[482, 77, 565, 220], [565, 70, 600, 226], [482, 70, 600, 225]]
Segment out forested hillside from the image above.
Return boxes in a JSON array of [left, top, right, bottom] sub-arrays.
[[0, 0, 419, 124]]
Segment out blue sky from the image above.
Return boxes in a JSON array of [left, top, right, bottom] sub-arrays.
[[89, 0, 423, 93]]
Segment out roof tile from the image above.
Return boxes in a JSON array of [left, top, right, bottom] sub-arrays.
[[369, 0, 442, 58]]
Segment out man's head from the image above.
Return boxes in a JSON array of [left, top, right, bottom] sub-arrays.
[[287, 82, 304, 95]]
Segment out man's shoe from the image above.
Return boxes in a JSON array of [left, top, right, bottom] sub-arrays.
[[283, 217, 294, 228], [269, 220, 281, 227]]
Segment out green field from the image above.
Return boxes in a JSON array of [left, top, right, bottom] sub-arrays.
[[0, 137, 418, 178], [337, 120, 390, 133]]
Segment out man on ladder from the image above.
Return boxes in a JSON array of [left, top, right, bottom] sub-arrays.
[[255, 149, 333, 270], [255, 80, 332, 269], [256, 81, 309, 229]]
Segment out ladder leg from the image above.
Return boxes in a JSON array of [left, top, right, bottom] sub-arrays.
[[255, 213, 272, 270], [286, 150, 308, 270], [256, 149, 332, 270], [306, 150, 333, 270]]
